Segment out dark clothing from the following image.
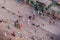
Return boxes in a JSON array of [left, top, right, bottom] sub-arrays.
[[31, 36, 35, 40], [11, 32, 15, 37], [0, 20, 3, 23], [53, 16, 56, 20], [32, 23, 35, 26], [29, 16, 32, 19], [14, 20, 19, 27], [2, 6, 5, 9]]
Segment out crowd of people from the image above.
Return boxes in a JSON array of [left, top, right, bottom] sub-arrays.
[[0, 0, 59, 40]]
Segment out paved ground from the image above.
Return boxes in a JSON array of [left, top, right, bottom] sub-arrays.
[[0, 0, 60, 40]]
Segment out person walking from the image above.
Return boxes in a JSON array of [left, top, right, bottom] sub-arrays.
[[18, 23, 22, 30]]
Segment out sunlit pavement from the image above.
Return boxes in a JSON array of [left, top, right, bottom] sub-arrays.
[[0, 0, 60, 40]]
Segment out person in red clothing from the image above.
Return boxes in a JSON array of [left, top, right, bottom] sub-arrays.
[[53, 16, 56, 20], [11, 32, 16, 37], [58, 0, 60, 4]]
